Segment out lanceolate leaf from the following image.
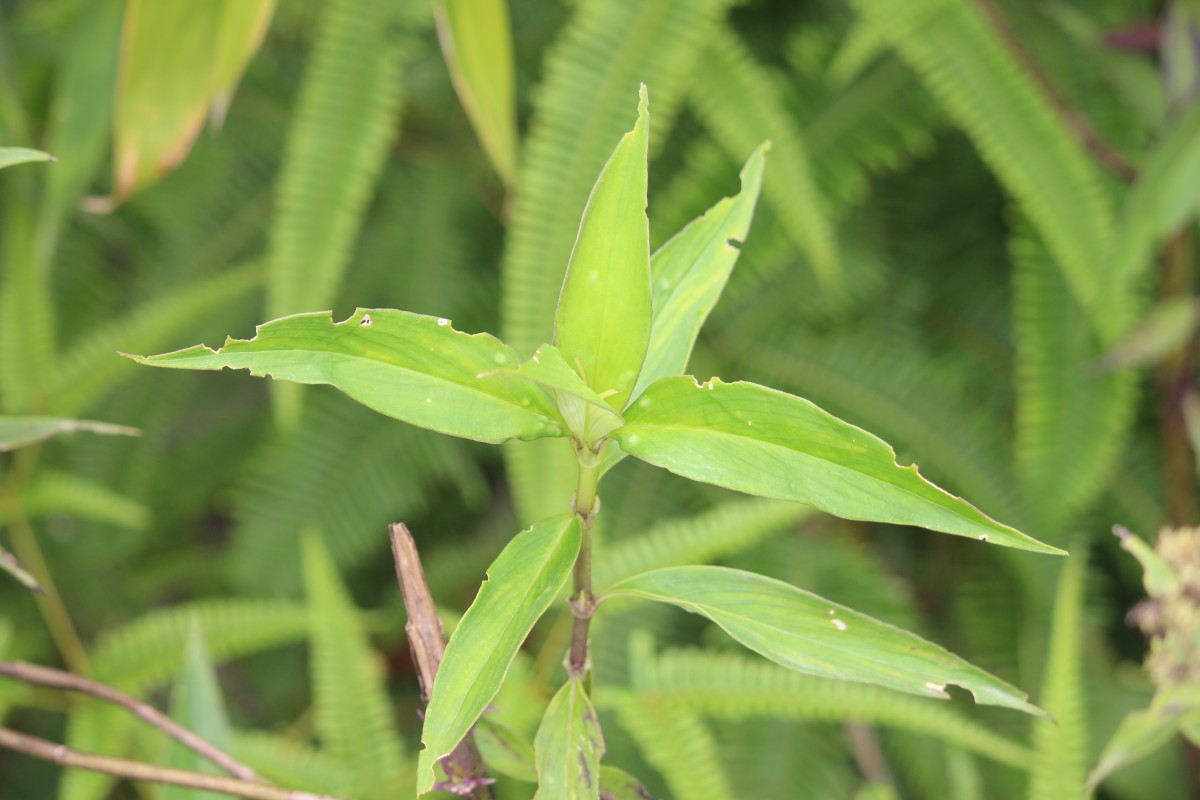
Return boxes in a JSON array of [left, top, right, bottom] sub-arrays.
[[534, 678, 605, 800], [497, 343, 623, 444], [599, 766, 659, 800], [418, 514, 582, 795], [0, 416, 139, 452], [127, 309, 564, 444], [161, 627, 232, 800], [614, 377, 1059, 553], [474, 717, 536, 783], [631, 142, 768, 401], [0, 546, 43, 593], [1087, 686, 1200, 794], [433, 0, 518, 185], [554, 85, 652, 413], [0, 148, 55, 171], [605, 566, 1042, 715]]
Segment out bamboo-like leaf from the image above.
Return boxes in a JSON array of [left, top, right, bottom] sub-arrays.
[[1029, 546, 1090, 800], [0, 545, 42, 593], [605, 566, 1043, 715], [0, 416, 139, 452], [107, 0, 275, 204], [433, 0, 517, 184], [497, 343, 623, 444], [0, 148, 55, 171], [614, 377, 1059, 553], [631, 143, 768, 401], [1095, 297, 1200, 373], [127, 309, 564, 444], [534, 678, 605, 800], [418, 514, 582, 795], [555, 85, 652, 413], [161, 627, 231, 800]]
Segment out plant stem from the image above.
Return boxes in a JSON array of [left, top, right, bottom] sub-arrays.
[[0, 661, 257, 781], [568, 458, 600, 678], [390, 524, 494, 800], [1157, 229, 1197, 525], [0, 727, 341, 800]]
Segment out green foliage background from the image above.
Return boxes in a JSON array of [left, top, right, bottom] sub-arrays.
[[0, 0, 1192, 797]]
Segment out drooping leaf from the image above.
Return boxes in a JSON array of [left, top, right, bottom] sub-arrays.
[[631, 143, 767, 400], [0, 148, 55, 171], [0, 545, 42, 593], [474, 717, 536, 783], [613, 377, 1059, 553], [554, 85, 652, 414], [0, 416, 139, 452], [127, 309, 564, 444], [534, 678, 605, 800], [161, 626, 232, 800], [11, 469, 149, 531], [433, 0, 518, 184], [605, 566, 1043, 715], [496, 343, 623, 444], [1095, 297, 1200, 373], [418, 514, 582, 795], [106, 0, 275, 204]]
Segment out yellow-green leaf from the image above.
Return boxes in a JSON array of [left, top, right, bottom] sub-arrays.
[[534, 678, 604, 800]]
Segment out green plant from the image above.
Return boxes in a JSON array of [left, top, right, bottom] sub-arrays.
[[130, 86, 1060, 797]]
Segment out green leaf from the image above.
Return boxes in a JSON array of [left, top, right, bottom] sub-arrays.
[[496, 343, 623, 444], [554, 85, 652, 413], [161, 626, 232, 800], [106, 0, 274, 204], [0, 416, 139, 452], [631, 143, 767, 401], [418, 514, 582, 795], [433, 0, 518, 185], [1110, 98, 1200, 287], [1095, 297, 1200, 373], [599, 766, 659, 800], [1087, 686, 1200, 795], [474, 717, 536, 783], [303, 534, 407, 797], [127, 309, 564, 444], [605, 566, 1042, 715], [0, 148, 55, 171], [534, 678, 605, 800], [0, 545, 43, 593], [614, 377, 1059, 553]]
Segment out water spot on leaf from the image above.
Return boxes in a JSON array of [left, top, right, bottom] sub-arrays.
[[831, 619, 847, 631], [493, 353, 509, 365], [626, 434, 640, 446], [437, 318, 450, 326]]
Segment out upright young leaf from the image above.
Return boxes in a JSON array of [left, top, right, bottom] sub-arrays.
[[161, 627, 232, 800], [497, 343, 624, 443], [534, 678, 605, 800], [605, 566, 1042, 715], [433, 0, 518, 185], [631, 143, 767, 400], [554, 85, 652, 413], [614, 377, 1060, 553], [418, 514, 582, 795], [303, 535, 407, 797], [127, 309, 564, 444]]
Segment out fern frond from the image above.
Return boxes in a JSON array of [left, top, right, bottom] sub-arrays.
[[600, 689, 735, 800], [1028, 545, 1089, 800], [688, 27, 836, 282], [302, 534, 407, 799], [1012, 225, 1137, 536], [45, 260, 261, 416], [627, 639, 1033, 770], [265, 0, 407, 320], [231, 389, 485, 594], [593, 498, 810, 591], [846, 0, 1115, 330]]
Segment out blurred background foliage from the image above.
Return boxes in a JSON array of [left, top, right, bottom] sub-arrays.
[[1, 0, 1198, 797]]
